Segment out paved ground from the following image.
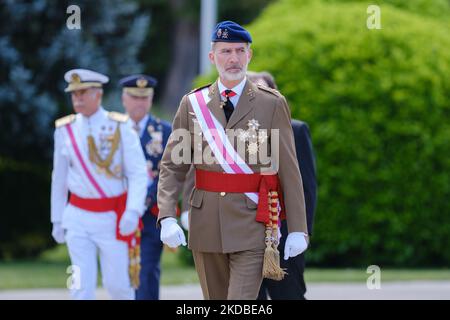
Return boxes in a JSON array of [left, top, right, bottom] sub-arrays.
[[1, 281, 450, 300]]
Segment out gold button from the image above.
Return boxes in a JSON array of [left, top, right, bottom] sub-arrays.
[[220, 192, 226, 196]]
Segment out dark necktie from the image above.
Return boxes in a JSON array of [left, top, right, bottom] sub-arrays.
[[221, 89, 236, 123]]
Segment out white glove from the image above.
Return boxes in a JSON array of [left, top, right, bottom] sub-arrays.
[[284, 232, 308, 260], [180, 211, 189, 231], [160, 217, 187, 248], [52, 223, 66, 244], [119, 210, 140, 236]]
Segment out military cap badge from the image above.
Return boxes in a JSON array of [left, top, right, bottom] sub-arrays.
[[222, 29, 229, 39], [137, 78, 148, 88], [71, 73, 81, 84]]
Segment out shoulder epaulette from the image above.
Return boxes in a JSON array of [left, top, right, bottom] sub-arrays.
[[257, 84, 282, 97], [108, 111, 129, 122], [55, 114, 76, 128], [188, 83, 212, 94]]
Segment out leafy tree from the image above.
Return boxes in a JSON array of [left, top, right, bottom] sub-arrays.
[[137, 0, 274, 113], [0, 0, 149, 259], [196, 0, 450, 267]]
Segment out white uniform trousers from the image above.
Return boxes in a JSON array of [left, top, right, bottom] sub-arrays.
[[63, 205, 134, 300]]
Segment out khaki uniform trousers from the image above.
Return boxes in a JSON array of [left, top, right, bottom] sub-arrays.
[[192, 248, 265, 300]]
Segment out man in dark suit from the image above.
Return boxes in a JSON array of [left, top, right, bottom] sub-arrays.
[[248, 71, 317, 300]]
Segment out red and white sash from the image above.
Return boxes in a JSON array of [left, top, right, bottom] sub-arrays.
[[66, 123, 107, 198], [188, 88, 259, 205], [66, 123, 141, 246]]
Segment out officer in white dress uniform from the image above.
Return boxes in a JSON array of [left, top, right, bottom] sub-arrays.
[[50, 69, 148, 300]]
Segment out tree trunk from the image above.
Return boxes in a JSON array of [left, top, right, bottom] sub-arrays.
[[161, 0, 199, 114]]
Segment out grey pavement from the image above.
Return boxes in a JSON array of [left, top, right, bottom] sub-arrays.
[[1, 281, 450, 300]]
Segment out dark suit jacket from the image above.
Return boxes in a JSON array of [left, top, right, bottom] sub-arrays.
[[291, 119, 317, 235]]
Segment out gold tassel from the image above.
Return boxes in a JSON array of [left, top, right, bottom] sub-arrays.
[[128, 230, 141, 289], [262, 191, 287, 281]]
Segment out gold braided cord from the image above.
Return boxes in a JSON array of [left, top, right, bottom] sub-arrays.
[[129, 230, 142, 289], [88, 124, 121, 179], [262, 190, 287, 281]]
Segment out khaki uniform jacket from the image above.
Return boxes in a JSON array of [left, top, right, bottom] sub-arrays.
[[157, 79, 307, 253]]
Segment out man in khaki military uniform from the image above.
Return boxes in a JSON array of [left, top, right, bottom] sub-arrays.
[[157, 21, 309, 299]]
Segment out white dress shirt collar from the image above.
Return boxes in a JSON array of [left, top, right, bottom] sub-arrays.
[[82, 106, 106, 125], [218, 77, 247, 107], [218, 77, 246, 97]]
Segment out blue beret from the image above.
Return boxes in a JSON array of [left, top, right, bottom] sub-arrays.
[[211, 21, 252, 43], [119, 74, 157, 97]]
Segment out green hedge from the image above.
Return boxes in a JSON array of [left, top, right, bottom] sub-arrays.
[[0, 158, 53, 260], [323, 0, 450, 21], [196, 0, 450, 267]]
